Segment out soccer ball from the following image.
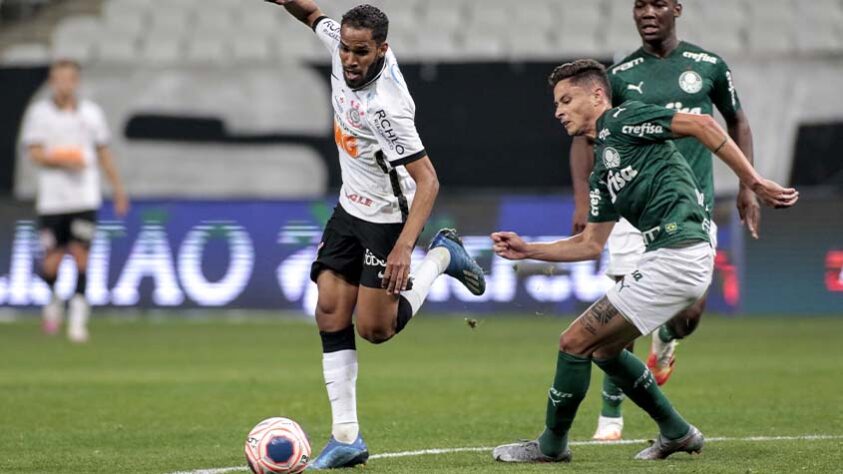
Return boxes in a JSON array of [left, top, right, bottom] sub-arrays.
[[245, 417, 311, 474]]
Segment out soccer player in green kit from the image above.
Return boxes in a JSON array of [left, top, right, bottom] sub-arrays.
[[568, 0, 762, 441], [491, 60, 797, 462]]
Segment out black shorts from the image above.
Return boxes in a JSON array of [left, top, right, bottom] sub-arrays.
[[310, 205, 405, 288], [37, 210, 98, 250]]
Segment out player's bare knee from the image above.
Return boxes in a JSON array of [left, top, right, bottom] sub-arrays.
[[670, 301, 705, 339], [356, 324, 394, 345], [558, 331, 593, 357]]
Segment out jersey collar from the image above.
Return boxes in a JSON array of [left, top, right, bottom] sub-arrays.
[[638, 40, 685, 60]]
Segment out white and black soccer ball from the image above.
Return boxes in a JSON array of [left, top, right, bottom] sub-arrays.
[[245, 417, 311, 474]]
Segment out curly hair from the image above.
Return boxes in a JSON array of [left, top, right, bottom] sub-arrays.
[[341, 4, 389, 43], [547, 59, 611, 99]]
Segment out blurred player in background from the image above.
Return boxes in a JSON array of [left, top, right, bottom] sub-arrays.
[[567, 0, 760, 441], [263, 1, 486, 469], [492, 60, 796, 463], [20, 59, 129, 343]]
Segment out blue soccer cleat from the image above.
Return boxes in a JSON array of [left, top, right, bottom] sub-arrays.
[[307, 434, 369, 470], [429, 228, 486, 296]]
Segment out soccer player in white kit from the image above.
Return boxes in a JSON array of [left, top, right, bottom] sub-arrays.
[[263, 1, 486, 469], [20, 59, 129, 343]]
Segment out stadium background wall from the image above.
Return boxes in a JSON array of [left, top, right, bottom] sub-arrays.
[[0, 196, 836, 316]]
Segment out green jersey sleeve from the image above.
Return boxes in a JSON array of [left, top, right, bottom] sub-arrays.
[[609, 73, 628, 107], [587, 173, 619, 223], [711, 59, 742, 121], [612, 102, 677, 144]]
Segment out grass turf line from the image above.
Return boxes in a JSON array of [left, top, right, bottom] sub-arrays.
[[0, 314, 841, 473]]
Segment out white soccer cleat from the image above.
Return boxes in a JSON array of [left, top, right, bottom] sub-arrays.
[[67, 295, 90, 343], [648, 333, 678, 386], [592, 415, 624, 441], [42, 295, 63, 335]]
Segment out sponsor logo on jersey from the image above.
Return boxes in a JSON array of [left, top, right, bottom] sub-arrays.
[[666, 102, 702, 115], [334, 119, 359, 158], [611, 57, 644, 75], [627, 81, 645, 95], [622, 122, 664, 137], [602, 147, 621, 169], [683, 51, 718, 64], [679, 71, 704, 94], [726, 70, 738, 108], [607, 166, 639, 202], [364, 249, 386, 268], [345, 191, 373, 207], [589, 189, 602, 217], [373, 109, 406, 155], [642, 225, 661, 245], [598, 128, 611, 140], [320, 19, 341, 42]]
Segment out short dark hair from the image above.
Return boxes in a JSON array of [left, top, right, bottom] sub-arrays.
[[548, 59, 611, 99], [341, 4, 389, 43], [51, 58, 81, 71]]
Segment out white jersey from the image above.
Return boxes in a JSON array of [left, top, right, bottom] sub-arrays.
[[314, 17, 427, 224], [20, 98, 109, 215]]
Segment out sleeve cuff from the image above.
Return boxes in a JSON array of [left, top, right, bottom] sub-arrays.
[[389, 149, 427, 167], [311, 16, 329, 32]]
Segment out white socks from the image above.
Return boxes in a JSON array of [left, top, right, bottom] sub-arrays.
[[401, 247, 450, 315], [323, 349, 359, 443]]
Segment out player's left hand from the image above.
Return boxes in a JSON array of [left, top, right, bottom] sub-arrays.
[[751, 179, 799, 209], [737, 187, 761, 239], [382, 244, 412, 295], [114, 192, 130, 218], [491, 231, 530, 261]]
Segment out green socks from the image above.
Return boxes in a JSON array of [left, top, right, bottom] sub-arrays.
[[538, 351, 591, 457], [594, 350, 690, 440], [659, 324, 678, 343], [600, 375, 624, 418]]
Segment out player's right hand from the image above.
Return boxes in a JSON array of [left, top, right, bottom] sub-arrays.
[[491, 231, 530, 261], [571, 207, 588, 235], [751, 179, 799, 209]]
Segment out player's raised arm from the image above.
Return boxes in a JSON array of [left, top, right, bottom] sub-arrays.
[[569, 136, 594, 235], [492, 221, 614, 263], [671, 113, 798, 209], [264, 0, 324, 29]]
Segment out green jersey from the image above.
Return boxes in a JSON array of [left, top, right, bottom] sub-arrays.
[[588, 101, 711, 252], [609, 41, 742, 212]]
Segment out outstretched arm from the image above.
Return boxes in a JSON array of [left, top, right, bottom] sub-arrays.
[[671, 113, 798, 209], [569, 136, 594, 235], [264, 0, 324, 28], [491, 221, 615, 263]]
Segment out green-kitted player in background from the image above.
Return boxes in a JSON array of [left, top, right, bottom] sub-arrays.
[[569, 0, 761, 441], [491, 60, 796, 463]]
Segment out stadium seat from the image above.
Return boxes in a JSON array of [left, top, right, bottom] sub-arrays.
[[139, 37, 184, 64], [95, 37, 137, 64], [506, 28, 560, 61], [460, 29, 506, 60], [184, 37, 229, 64], [51, 15, 102, 47], [231, 36, 273, 63], [1, 42, 50, 65]]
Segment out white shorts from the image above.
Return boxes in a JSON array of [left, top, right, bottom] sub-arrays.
[[605, 218, 718, 279], [606, 242, 714, 336]]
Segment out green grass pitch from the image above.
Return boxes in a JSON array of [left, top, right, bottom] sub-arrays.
[[1, 313, 842, 473]]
